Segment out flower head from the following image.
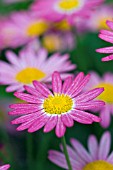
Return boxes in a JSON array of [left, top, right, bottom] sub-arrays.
[[85, 72, 113, 128], [96, 20, 113, 61], [42, 31, 75, 52], [0, 48, 76, 92], [9, 72, 104, 137], [86, 5, 113, 32], [31, 0, 104, 23], [48, 131, 113, 170], [0, 11, 49, 49], [0, 164, 10, 170]]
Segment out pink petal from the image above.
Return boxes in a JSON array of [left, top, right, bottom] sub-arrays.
[[71, 109, 101, 123], [6, 84, 23, 92], [10, 103, 39, 109], [0, 164, 10, 170], [96, 46, 113, 54], [33, 80, 52, 97], [100, 30, 113, 36], [55, 117, 66, 138], [98, 34, 113, 44], [66, 72, 84, 95], [9, 106, 40, 115], [107, 151, 113, 164], [75, 88, 104, 102], [48, 150, 68, 169], [106, 20, 113, 30], [12, 111, 43, 124], [75, 100, 104, 110], [14, 92, 42, 103], [28, 114, 50, 132], [70, 139, 92, 162], [88, 135, 98, 160], [70, 111, 93, 124], [100, 106, 111, 128], [102, 55, 113, 62], [98, 131, 111, 160], [6, 51, 19, 66], [17, 119, 36, 131], [44, 115, 58, 133], [71, 74, 91, 98], [62, 76, 72, 94], [24, 85, 44, 98], [61, 114, 74, 127], [52, 71, 62, 94]]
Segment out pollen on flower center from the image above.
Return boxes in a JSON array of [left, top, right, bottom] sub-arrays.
[[58, 0, 81, 11], [95, 83, 113, 103], [16, 67, 46, 84], [27, 21, 48, 37], [83, 160, 113, 170], [43, 94, 73, 114]]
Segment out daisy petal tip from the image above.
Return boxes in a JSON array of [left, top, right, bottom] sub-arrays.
[[14, 91, 19, 97], [53, 71, 60, 76], [102, 56, 113, 62]]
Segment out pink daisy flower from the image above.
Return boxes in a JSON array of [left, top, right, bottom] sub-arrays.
[[85, 72, 113, 128], [86, 5, 113, 32], [9, 72, 104, 138], [0, 48, 76, 92], [96, 20, 113, 61], [31, 0, 104, 23], [42, 31, 75, 52], [48, 131, 113, 170], [0, 164, 10, 170], [0, 11, 49, 49]]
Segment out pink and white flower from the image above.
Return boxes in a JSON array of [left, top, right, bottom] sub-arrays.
[[42, 31, 75, 52], [85, 71, 113, 128], [31, 0, 104, 23], [0, 48, 76, 92], [0, 11, 49, 49], [86, 5, 113, 32], [9, 72, 104, 137], [48, 131, 113, 170], [96, 20, 113, 61], [0, 164, 10, 170]]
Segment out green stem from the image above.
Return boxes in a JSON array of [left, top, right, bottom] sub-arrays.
[[61, 136, 72, 170], [26, 133, 33, 170]]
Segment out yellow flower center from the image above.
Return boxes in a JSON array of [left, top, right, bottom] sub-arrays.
[[54, 20, 71, 31], [43, 34, 62, 52], [95, 83, 113, 103], [98, 18, 111, 30], [27, 21, 48, 37], [43, 94, 73, 114], [83, 160, 113, 170], [16, 67, 46, 84], [58, 0, 81, 11]]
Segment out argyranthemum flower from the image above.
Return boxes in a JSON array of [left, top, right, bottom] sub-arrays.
[[48, 131, 113, 170], [42, 31, 75, 52], [0, 11, 49, 49], [0, 48, 76, 92], [85, 72, 113, 128], [31, 0, 104, 23], [86, 5, 113, 32], [96, 20, 113, 61], [0, 164, 10, 170], [9, 72, 104, 137]]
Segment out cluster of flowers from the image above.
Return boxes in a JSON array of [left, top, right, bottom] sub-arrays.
[[0, 0, 113, 169]]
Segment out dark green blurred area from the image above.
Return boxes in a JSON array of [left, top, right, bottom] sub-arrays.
[[0, 0, 113, 170]]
